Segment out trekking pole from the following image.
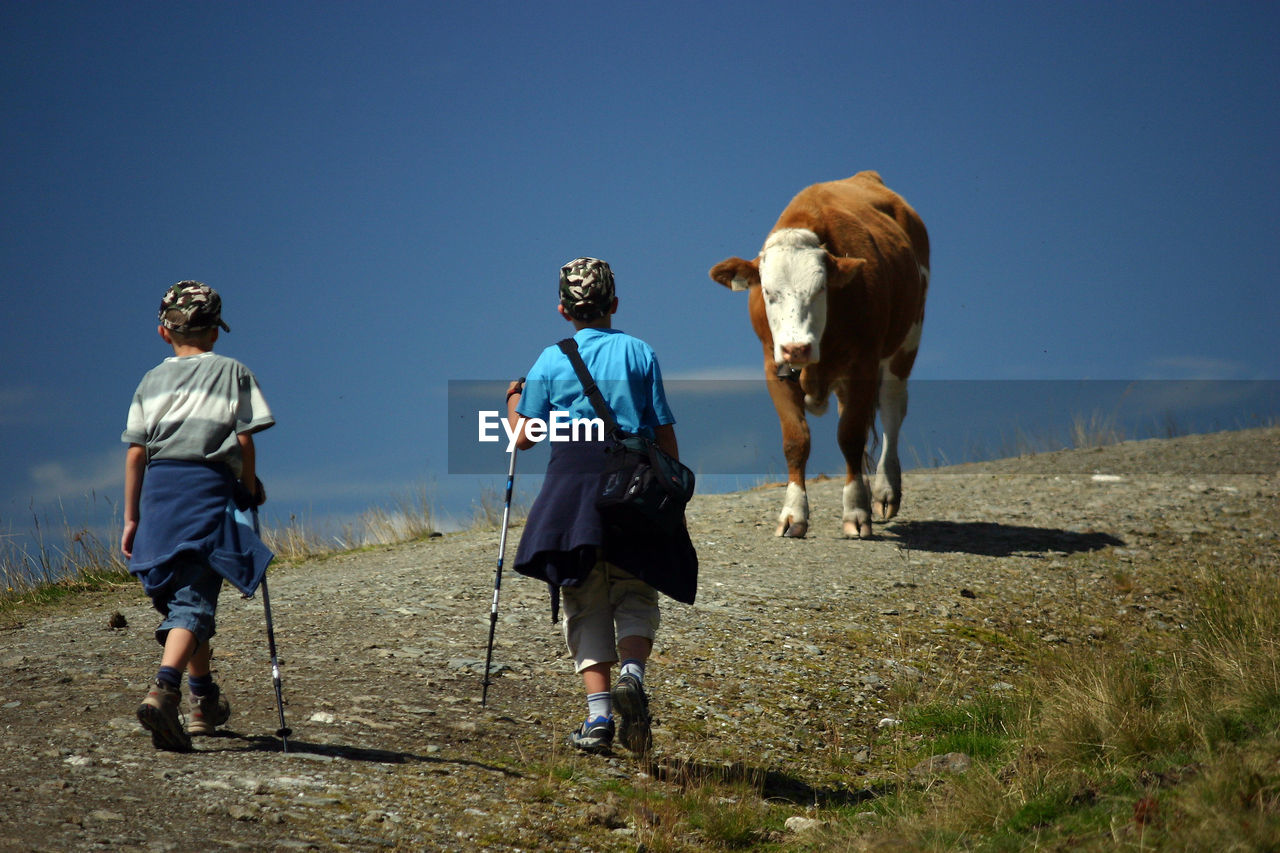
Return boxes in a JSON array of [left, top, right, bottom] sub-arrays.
[[251, 506, 292, 752], [482, 378, 522, 707]]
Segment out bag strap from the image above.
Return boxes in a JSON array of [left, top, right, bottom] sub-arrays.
[[557, 338, 625, 440]]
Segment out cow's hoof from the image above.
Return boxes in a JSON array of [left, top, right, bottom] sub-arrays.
[[842, 519, 872, 539], [776, 518, 808, 538], [872, 499, 900, 520]]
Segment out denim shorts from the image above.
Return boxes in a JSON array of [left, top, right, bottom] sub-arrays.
[[153, 553, 224, 647]]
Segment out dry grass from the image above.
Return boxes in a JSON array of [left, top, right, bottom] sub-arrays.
[[0, 496, 131, 608], [1, 485, 445, 605]]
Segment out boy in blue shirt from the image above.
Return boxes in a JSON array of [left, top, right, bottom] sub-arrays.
[[507, 258, 697, 754], [121, 282, 274, 751]]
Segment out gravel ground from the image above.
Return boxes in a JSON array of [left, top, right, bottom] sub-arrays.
[[1, 427, 1277, 851]]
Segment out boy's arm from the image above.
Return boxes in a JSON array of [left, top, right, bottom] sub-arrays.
[[121, 444, 146, 558], [654, 424, 679, 460], [653, 424, 687, 529], [237, 432, 265, 504], [505, 380, 539, 451]]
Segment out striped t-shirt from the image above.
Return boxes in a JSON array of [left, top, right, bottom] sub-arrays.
[[122, 351, 274, 477]]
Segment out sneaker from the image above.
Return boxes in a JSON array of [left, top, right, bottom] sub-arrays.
[[187, 684, 231, 736], [137, 679, 192, 752], [611, 673, 652, 753], [569, 715, 615, 754]]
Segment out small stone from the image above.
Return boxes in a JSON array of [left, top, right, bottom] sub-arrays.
[[107, 611, 128, 629], [911, 752, 972, 777], [586, 803, 627, 829], [785, 816, 824, 833]]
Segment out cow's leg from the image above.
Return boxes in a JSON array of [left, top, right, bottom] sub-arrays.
[[767, 371, 810, 538], [872, 370, 907, 520], [873, 343, 919, 520], [836, 376, 876, 539]]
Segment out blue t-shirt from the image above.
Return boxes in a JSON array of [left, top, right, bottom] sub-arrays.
[[516, 327, 674, 439]]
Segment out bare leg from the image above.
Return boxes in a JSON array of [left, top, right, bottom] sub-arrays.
[[580, 635, 651, 694], [187, 640, 213, 679], [160, 628, 199, 672]]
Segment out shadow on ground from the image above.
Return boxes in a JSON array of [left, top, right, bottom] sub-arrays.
[[197, 730, 522, 775], [884, 520, 1123, 557], [649, 755, 889, 808]]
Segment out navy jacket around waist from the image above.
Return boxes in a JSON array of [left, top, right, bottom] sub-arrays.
[[513, 440, 697, 606], [128, 460, 273, 598]]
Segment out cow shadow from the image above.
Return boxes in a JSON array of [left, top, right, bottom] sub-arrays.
[[882, 520, 1123, 558]]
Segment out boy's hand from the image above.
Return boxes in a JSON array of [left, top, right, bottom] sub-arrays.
[[121, 520, 137, 559], [233, 477, 267, 510]]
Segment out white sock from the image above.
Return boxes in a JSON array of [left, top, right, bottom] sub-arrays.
[[620, 659, 645, 682], [587, 692, 611, 720]]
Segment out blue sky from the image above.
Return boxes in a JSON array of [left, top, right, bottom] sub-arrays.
[[3, 1, 1277, 539]]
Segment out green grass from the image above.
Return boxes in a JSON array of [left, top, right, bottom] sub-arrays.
[[822, 544, 1280, 850]]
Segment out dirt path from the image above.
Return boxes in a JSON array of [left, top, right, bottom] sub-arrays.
[[2, 428, 1277, 851]]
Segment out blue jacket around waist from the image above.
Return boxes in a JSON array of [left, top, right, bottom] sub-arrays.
[[128, 460, 273, 598]]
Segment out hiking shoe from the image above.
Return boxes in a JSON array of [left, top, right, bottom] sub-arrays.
[[137, 680, 192, 752], [569, 715, 615, 754], [187, 684, 231, 736], [611, 673, 652, 754]]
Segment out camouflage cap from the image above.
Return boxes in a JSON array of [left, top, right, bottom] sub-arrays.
[[158, 281, 231, 333], [558, 257, 615, 320]]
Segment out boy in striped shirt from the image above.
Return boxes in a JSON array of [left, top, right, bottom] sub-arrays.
[[121, 281, 274, 751]]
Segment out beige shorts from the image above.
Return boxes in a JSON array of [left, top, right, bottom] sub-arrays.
[[561, 560, 660, 673]]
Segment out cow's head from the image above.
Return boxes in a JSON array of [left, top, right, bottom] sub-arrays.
[[710, 228, 865, 367]]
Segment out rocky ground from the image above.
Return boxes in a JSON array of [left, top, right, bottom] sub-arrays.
[[1, 427, 1277, 852]]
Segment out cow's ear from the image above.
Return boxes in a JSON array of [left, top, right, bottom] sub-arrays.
[[709, 257, 760, 292], [825, 254, 867, 286]]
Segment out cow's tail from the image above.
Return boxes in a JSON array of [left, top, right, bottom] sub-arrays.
[[863, 375, 882, 476]]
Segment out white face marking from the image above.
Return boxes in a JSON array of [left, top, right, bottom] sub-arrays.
[[758, 228, 827, 364]]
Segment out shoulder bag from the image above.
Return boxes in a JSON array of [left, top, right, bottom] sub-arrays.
[[557, 338, 695, 536]]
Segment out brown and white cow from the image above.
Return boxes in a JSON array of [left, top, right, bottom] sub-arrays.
[[710, 171, 929, 538]]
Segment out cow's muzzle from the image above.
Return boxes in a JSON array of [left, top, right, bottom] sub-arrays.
[[780, 342, 813, 365]]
